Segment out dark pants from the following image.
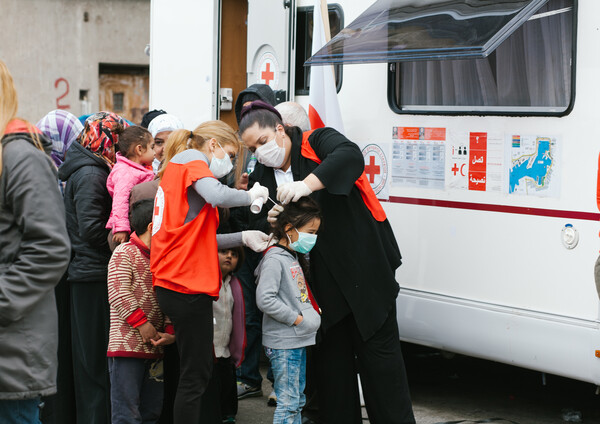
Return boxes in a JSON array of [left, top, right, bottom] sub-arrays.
[[200, 358, 238, 423], [155, 287, 214, 424], [314, 307, 415, 424], [157, 343, 179, 424], [41, 273, 76, 424], [70, 281, 111, 424], [236, 254, 273, 387], [108, 357, 164, 424]]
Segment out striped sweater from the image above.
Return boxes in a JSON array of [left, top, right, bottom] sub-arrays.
[[107, 233, 173, 359]]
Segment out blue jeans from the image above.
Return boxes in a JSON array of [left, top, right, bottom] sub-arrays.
[[108, 357, 164, 424], [0, 398, 41, 424], [265, 347, 306, 424]]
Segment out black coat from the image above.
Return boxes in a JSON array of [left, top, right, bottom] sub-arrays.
[[58, 142, 112, 282], [249, 127, 402, 341]]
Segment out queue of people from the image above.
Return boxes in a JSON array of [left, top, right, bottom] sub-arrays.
[[0, 57, 416, 424]]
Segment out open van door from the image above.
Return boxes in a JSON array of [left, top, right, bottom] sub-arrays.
[[246, 0, 296, 103]]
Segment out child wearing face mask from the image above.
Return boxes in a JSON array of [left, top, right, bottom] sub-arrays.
[[255, 197, 322, 424], [106, 126, 155, 248]]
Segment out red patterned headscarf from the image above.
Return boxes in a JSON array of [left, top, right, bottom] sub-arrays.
[[77, 111, 128, 167]]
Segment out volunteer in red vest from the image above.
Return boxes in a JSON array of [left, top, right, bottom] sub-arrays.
[[239, 101, 415, 424], [151, 120, 270, 424]]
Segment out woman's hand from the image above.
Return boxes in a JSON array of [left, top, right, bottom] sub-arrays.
[[267, 204, 284, 224], [277, 181, 312, 204], [242, 230, 271, 252], [248, 182, 269, 204]]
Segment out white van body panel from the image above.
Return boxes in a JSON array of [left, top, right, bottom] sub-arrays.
[[151, 0, 600, 384]]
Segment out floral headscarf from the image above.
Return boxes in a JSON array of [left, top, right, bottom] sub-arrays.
[[37, 110, 84, 167], [77, 111, 129, 167]]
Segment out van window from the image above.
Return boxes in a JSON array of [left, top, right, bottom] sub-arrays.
[[295, 4, 343, 96], [390, 0, 574, 115]]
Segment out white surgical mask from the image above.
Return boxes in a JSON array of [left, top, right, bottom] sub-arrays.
[[255, 133, 286, 168], [209, 143, 233, 178]]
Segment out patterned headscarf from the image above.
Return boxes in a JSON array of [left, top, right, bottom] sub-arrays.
[[37, 110, 84, 167], [77, 111, 129, 167]]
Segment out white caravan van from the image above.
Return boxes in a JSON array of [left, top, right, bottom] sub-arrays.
[[150, 0, 600, 385]]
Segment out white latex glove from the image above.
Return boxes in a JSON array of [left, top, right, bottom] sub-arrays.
[[267, 204, 284, 224], [248, 182, 269, 204], [242, 230, 271, 252], [276, 181, 312, 205]]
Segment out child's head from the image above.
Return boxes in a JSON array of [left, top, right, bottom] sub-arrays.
[[118, 126, 155, 165], [130, 198, 154, 238], [218, 246, 244, 276], [271, 197, 322, 253]]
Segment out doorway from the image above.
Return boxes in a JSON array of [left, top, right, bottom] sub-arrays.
[[99, 64, 149, 124]]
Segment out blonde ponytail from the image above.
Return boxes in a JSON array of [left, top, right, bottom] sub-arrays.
[[0, 60, 19, 177], [158, 121, 244, 182]]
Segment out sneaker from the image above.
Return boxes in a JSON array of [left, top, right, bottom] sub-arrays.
[[237, 382, 262, 399], [267, 390, 277, 406], [222, 417, 236, 424]]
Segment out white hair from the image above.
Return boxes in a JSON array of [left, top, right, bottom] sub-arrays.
[[275, 102, 311, 133]]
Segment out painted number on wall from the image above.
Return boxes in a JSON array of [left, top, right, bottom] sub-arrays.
[[55, 78, 70, 110]]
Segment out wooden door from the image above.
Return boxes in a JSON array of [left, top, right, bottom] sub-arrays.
[[220, 0, 248, 129], [99, 66, 149, 124]]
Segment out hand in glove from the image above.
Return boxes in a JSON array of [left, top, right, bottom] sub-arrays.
[[267, 204, 284, 224], [248, 182, 269, 204], [276, 181, 312, 205], [242, 230, 271, 252]]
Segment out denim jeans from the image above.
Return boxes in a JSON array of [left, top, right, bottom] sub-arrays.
[[0, 398, 41, 424], [265, 347, 306, 424], [108, 357, 164, 424]]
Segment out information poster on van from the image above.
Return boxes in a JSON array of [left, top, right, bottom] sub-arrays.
[[391, 127, 445, 189], [445, 132, 504, 192], [358, 142, 391, 201], [506, 134, 560, 197]]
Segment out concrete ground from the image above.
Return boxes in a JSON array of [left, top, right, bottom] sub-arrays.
[[235, 343, 600, 424]]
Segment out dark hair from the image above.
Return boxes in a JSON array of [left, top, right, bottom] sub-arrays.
[[239, 103, 299, 140], [218, 246, 245, 274], [130, 199, 154, 235], [271, 197, 322, 277], [239, 105, 283, 135], [118, 126, 152, 158], [140, 109, 167, 128]]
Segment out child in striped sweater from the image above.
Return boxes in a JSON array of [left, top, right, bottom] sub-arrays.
[[107, 198, 175, 424]]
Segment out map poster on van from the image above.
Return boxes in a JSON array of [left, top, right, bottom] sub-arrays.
[[391, 126, 445, 189], [445, 132, 504, 192], [506, 134, 561, 197]]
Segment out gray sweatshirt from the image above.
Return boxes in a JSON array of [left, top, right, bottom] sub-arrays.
[[255, 246, 321, 349], [171, 149, 250, 249]]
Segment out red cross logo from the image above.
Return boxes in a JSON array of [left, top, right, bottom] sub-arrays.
[[365, 155, 381, 184], [261, 63, 275, 86], [452, 163, 459, 176]]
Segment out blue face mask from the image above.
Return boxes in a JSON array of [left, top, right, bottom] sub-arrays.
[[288, 228, 318, 254]]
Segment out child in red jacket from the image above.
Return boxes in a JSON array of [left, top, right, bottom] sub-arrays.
[[107, 199, 175, 424]]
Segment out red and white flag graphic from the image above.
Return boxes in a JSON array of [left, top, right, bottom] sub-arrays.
[[308, 0, 344, 134]]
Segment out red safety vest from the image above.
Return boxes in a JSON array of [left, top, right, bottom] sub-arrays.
[[151, 159, 221, 296]]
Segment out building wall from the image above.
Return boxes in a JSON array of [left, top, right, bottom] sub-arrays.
[[0, 0, 150, 122]]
